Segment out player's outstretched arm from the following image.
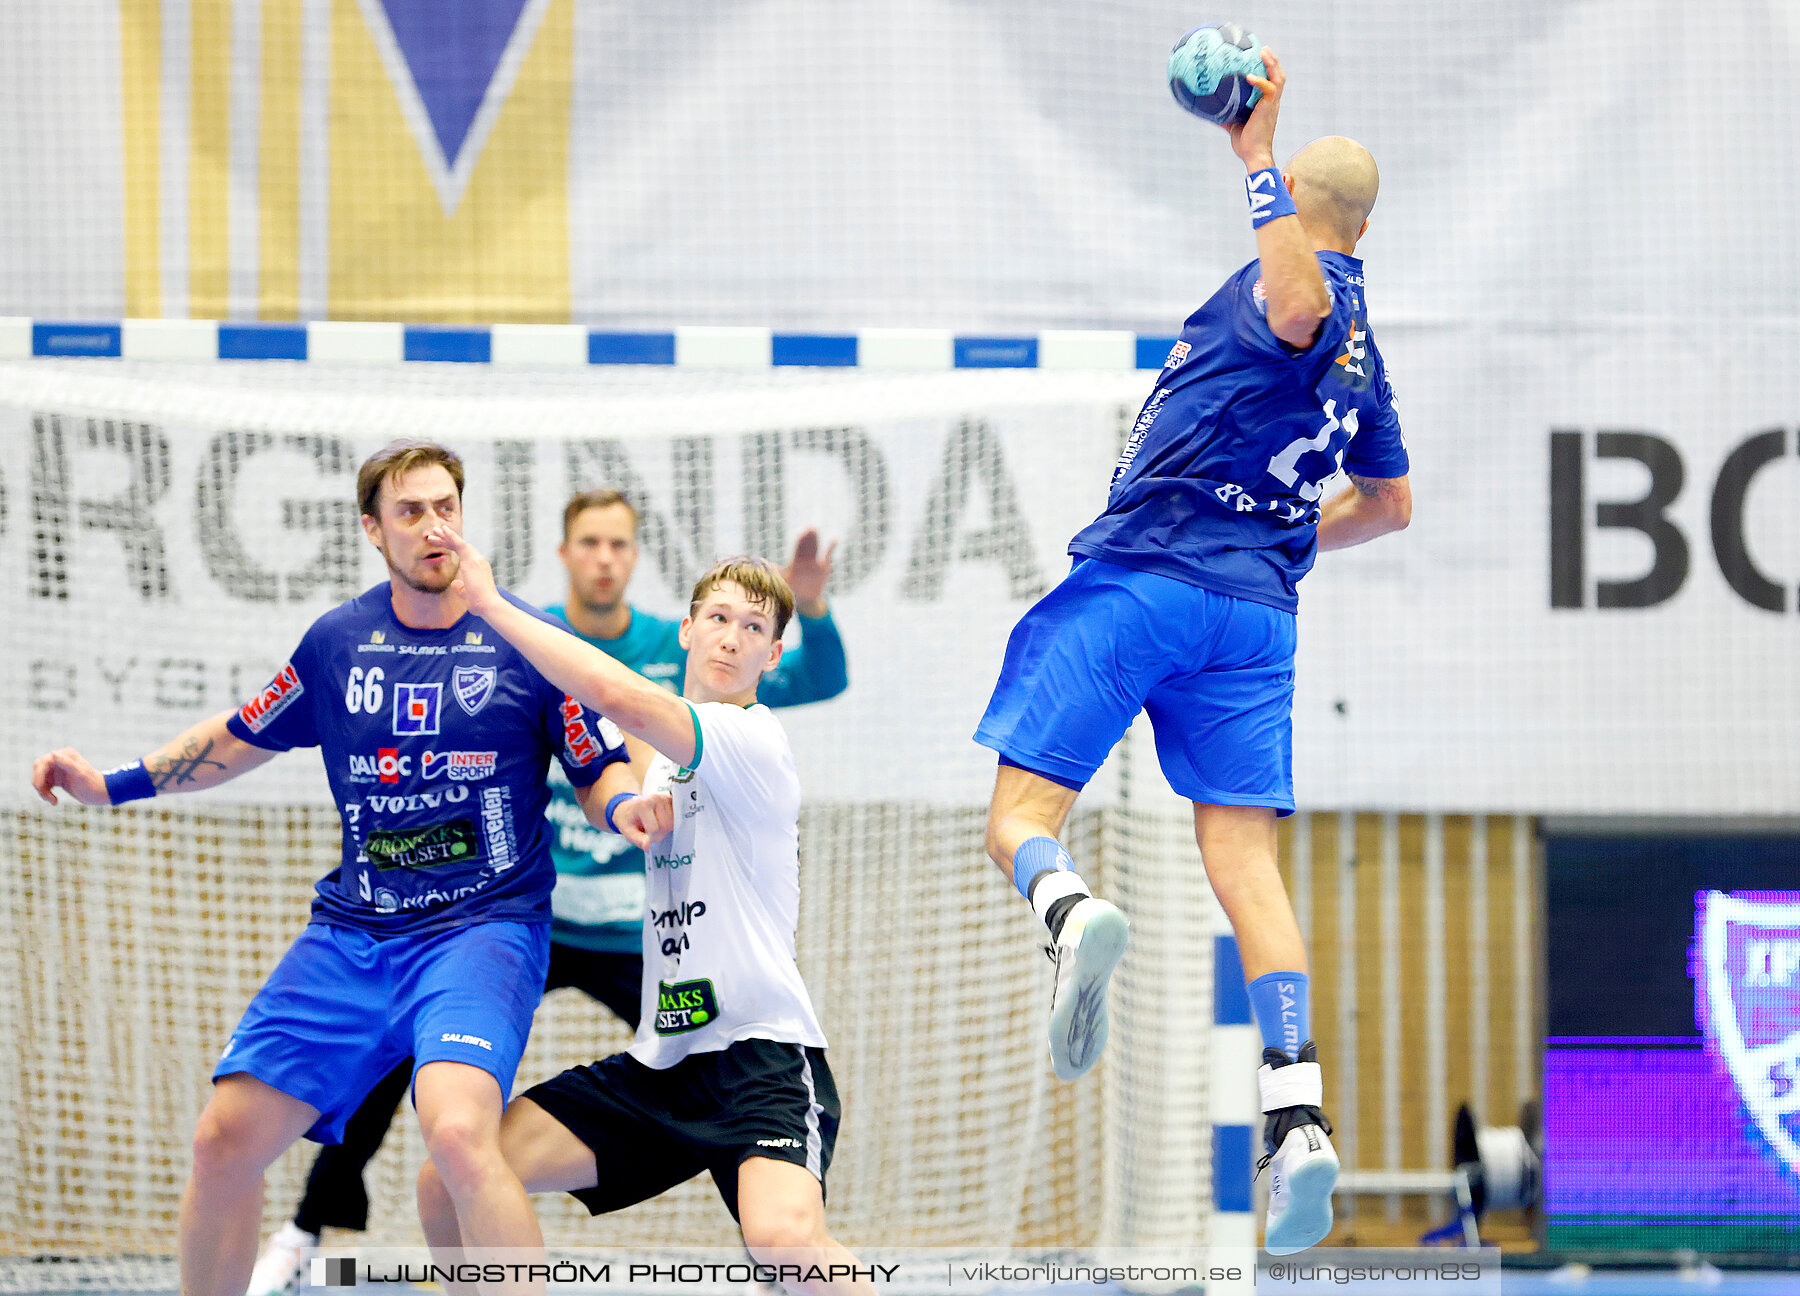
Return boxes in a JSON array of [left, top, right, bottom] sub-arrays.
[[427, 526, 699, 767], [32, 709, 276, 806], [1317, 473, 1412, 551], [1225, 48, 1331, 348]]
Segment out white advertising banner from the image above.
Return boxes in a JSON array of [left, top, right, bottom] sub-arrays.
[[1, 2, 1795, 332], [1, 342, 1794, 815]]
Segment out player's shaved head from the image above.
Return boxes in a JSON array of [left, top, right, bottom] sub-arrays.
[[1286, 136, 1379, 247]]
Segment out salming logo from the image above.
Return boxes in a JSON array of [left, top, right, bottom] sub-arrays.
[[440, 1033, 493, 1050]]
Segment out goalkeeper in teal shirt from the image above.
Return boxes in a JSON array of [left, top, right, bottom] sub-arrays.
[[248, 488, 848, 1291]]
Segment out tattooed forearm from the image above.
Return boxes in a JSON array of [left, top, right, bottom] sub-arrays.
[[148, 737, 226, 790]]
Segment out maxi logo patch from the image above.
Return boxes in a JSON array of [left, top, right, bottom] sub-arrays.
[[560, 695, 602, 765], [654, 978, 720, 1036], [452, 664, 497, 716], [1698, 891, 1800, 1179], [393, 681, 442, 735], [364, 818, 480, 871], [238, 663, 304, 734]]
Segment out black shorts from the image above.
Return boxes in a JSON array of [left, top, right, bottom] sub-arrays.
[[545, 943, 644, 1029], [524, 1037, 839, 1221]]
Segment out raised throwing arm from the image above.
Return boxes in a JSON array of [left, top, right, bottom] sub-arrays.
[[1225, 49, 1331, 348]]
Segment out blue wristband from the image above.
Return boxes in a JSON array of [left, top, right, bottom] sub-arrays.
[[603, 791, 634, 834], [1246, 167, 1298, 229], [103, 759, 156, 805]]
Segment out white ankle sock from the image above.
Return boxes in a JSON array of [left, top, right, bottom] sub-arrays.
[[1029, 870, 1090, 926]]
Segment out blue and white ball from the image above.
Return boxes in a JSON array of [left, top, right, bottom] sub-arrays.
[[1168, 22, 1265, 125]]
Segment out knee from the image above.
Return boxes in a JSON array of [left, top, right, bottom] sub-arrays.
[[190, 1105, 262, 1182], [742, 1204, 827, 1258], [421, 1115, 497, 1196]]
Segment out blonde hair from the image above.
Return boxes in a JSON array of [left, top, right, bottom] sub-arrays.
[[357, 439, 465, 519], [688, 556, 795, 639]]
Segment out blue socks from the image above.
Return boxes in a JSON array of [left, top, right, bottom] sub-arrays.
[[1012, 836, 1091, 937], [1012, 835, 1071, 899], [1248, 971, 1310, 1061]]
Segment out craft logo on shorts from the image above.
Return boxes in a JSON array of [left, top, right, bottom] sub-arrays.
[[655, 978, 720, 1035], [560, 695, 602, 765], [237, 663, 304, 734], [364, 818, 478, 871], [392, 681, 442, 735], [452, 664, 497, 715], [1698, 891, 1800, 1180]]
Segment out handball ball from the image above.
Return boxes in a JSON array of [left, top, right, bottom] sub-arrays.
[[1168, 23, 1265, 125]]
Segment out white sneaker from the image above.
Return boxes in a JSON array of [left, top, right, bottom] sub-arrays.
[[1259, 1042, 1339, 1256], [1046, 897, 1129, 1081], [246, 1221, 317, 1296]]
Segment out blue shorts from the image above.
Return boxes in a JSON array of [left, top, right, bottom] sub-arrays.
[[975, 558, 1296, 813], [214, 920, 550, 1143]]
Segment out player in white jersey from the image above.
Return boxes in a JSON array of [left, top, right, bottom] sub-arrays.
[[417, 529, 867, 1294]]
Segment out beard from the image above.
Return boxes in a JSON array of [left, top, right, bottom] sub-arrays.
[[382, 545, 460, 594]]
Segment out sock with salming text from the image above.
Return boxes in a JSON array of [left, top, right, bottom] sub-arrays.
[[1248, 970, 1311, 1061]]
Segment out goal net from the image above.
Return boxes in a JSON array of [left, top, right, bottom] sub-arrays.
[[0, 358, 1219, 1258]]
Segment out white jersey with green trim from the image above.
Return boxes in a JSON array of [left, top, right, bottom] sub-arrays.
[[627, 700, 827, 1068]]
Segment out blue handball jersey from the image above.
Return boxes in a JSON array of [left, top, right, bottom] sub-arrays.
[[226, 584, 628, 937], [1069, 251, 1409, 612]]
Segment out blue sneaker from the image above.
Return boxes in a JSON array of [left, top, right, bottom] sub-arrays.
[[1046, 898, 1129, 1080]]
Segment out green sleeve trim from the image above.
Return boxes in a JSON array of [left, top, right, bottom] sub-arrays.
[[684, 700, 704, 771]]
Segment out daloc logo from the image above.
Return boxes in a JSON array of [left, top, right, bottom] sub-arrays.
[[1698, 891, 1800, 1180]]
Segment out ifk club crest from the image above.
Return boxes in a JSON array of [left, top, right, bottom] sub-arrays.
[[452, 665, 497, 716], [1698, 891, 1800, 1179]]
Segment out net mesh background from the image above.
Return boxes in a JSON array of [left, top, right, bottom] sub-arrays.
[[0, 364, 1216, 1256]]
